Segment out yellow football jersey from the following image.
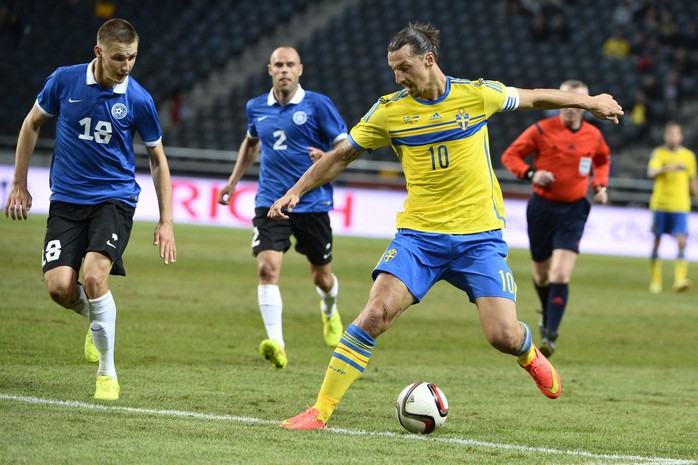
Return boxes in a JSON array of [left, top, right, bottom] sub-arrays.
[[648, 145, 697, 212], [348, 78, 519, 234]]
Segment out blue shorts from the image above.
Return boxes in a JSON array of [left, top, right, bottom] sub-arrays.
[[526, 194, 591, 262], [652, 211, 688, 237], [372, 229, 517, 303]]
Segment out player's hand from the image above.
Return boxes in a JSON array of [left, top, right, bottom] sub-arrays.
[[217, 182, 236, 205], [532, 170, 556, 187], [308, 146, 325, 164], [268, 191, 300, 220], [666, 163, 687, 172], [593, 187, 608, 204], [589, 94, 624, 124], [4, 185, 32, 220], [153, 221, 176, 265]]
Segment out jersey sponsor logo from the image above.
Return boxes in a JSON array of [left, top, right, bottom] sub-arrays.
[[111, 103, 127, 120], [257, 115, 268, 121], [429, 112, 442, 121], [292, 111, 307, 125], [403, 115, 420, 124], [579, 157, 592, 176], [455, 108, 469, 130], [68, 98, 83, 103]]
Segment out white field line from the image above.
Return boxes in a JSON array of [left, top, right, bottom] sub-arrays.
[[1, 394, 695, 465]]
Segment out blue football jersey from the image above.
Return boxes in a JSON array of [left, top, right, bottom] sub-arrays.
[[246, 86, 347, 212], [36, 60, 162, 206]]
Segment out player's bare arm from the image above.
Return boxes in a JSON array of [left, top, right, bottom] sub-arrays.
[[4, 105, 47, 220], [309, 138, 346, 163], [647, 163, 687, 178], [268, 140, 361, 219], [517, 88, 624, 124], [218, 135, 261, 205], [147, 144, 177, 264]]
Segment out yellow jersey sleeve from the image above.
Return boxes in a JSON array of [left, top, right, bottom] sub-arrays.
[[348, 92, 400, 152], [477, 79, 520, 117], [647, 148, 663, 172]]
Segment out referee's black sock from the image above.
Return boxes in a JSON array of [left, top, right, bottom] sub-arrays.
[[546, 283, 568, 339]]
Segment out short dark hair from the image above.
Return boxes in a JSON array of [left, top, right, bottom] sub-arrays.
[[560, 80, 588, 92], [97, 18, 139, 46], [388, 22, 440, 59]]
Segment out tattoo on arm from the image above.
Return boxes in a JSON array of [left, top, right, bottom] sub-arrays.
[[296, 141, 361, 198], [338, 143, 361, 163]]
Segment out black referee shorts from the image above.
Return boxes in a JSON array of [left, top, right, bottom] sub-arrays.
[[526, 194, 591, 262]]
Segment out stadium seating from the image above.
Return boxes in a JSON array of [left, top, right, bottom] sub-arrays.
[[1, 0, 696, 173]]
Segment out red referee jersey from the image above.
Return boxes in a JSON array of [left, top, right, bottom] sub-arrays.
[[501, 116, 610, 202]]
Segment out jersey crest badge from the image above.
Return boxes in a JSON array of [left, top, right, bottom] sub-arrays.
[[293, 111, 307, 125], [111, 103, 128, 120], [579, 157, 592, 176], [455, 108, 469, 130]]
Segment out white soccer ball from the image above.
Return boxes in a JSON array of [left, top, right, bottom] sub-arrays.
[[395, 382, 449, 434]]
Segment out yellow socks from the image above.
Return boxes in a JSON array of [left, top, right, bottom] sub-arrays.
[[674, 259, 688, 284], [313, 324, 375, 423], [650, 259, 662, 286]]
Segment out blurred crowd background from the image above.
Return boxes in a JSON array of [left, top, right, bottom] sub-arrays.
[[1, 0, 696, 200]]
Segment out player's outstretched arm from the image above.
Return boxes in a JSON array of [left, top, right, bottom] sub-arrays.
[[269, 140, 361, 219], [517, 88, 624, 124], [147, 144, 176, 265], [5, 105, 47, 220], [218, 135, 260, 205]]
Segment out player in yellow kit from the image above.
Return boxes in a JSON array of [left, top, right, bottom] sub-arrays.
[[269, 23, 623, 429], [647, 121, 698, 293]]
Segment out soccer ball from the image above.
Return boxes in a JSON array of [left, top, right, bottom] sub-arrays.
[[395, 382, 448, 434]]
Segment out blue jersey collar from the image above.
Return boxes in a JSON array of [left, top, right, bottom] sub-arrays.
[[413, 76, 451, 105], [266, 85, 305, 106], [87, 59, 129, 93]]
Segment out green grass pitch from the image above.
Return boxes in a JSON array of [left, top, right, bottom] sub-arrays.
[[1, 216, 696, 464]]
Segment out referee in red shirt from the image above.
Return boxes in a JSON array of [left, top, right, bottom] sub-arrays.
[[501, 80, 611, 357]]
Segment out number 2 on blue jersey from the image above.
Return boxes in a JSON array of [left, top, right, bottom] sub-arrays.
[[273, 130, 287, 150]]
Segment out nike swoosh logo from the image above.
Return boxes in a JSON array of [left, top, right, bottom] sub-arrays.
[[323, 253, 332, 259], [257, 116, 268, 121], [68, 98, 83, 103], [545, 364, 560, 395], [106, 240, 117, 249]]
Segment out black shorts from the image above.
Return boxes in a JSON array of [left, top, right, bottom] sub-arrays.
[[526, 194, 591, 262], [42, 200, 135, 276], [252, 208, 333, 266]]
